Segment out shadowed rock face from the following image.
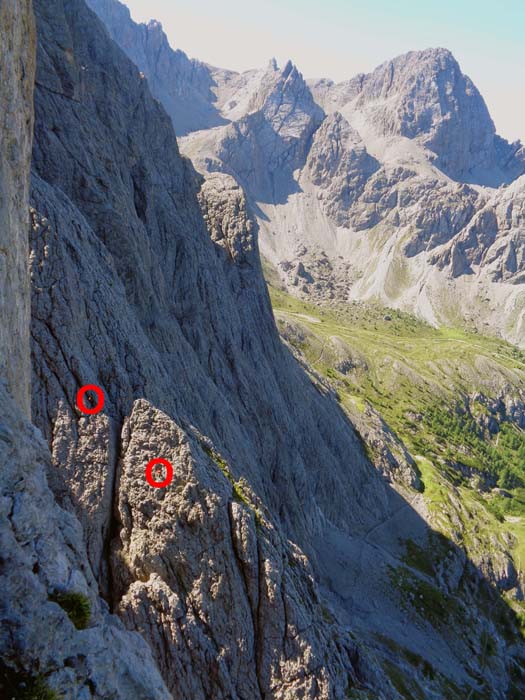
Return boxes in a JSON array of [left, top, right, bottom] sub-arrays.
[[0, 3, 170, 697], [85, 0, 228, 135], [31, 0, 384, 564], [28, 0, 396, 696]]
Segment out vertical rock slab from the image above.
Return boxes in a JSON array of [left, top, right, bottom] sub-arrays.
[[0, 0, 35, 415]]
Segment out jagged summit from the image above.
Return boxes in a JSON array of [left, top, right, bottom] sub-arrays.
[[312, 47, 525, 186], [146, 18, 162, 30], [246, 57, 323, 123], [354, 47, 499, 180], [85, 0, 227, 134]]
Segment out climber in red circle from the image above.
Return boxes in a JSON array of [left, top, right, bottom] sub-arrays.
[[145, 458, 173, 488], [76, 384, 105, 415]]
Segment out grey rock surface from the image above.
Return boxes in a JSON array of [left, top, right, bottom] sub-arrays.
[[210, 59, 325, 202], [2, 0, 524, 697], [303, 112, 380, 226], [0, 385, 172, 699], [311, 48, 525, 186], [112, 399, 370, 700], [86, 0, 227, 135], [0, 0, 35, 415]]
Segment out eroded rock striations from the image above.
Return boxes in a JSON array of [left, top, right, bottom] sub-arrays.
[[27, 0, 396, 697], [0, 3, 170, 698], [0, 0, 35, 416]]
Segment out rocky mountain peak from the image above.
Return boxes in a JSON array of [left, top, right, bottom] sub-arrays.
[[86, 0, 227, 135], [248, 59, 325, 151], [147, 18, 162, 31], [354, 47, 486, 122], [348, 47, 523, 184]]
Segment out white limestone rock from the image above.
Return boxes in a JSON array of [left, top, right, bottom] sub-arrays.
[[314, 48, 525, 186]]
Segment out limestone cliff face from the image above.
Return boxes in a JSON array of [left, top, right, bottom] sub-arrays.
[[0, 0, 35, 415], [85, 0, 226, 135], [0, 3, 171, 697], [28, 0, 395, 697], [311, 48, 525, 187]]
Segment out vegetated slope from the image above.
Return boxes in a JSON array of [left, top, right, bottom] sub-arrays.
[[271, 282, 525, 626], [10, 0, 525, 699]]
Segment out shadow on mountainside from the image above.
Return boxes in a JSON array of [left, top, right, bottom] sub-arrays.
[[27, 0, 525, 697]]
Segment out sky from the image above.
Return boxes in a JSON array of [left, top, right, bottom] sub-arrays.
[[124, 0, 524, 142]]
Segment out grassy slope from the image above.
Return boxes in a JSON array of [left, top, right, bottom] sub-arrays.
[[269, 285, 525, 652]]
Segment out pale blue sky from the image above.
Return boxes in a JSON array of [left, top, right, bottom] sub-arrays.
[[125, 0, 524, 142]]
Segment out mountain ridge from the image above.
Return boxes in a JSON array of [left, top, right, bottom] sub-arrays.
[[1, 0, 525, 698]]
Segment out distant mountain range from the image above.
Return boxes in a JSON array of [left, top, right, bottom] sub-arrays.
[[88, 0, 525, 346]]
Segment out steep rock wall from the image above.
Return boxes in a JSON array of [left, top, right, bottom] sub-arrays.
[[29, 0, 395, 697], [0, 3, 172, 697], [0, 0, 35, 415]]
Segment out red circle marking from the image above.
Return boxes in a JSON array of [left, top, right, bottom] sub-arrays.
[[145, 458, 173, 489], [76, 384, 105, 415]]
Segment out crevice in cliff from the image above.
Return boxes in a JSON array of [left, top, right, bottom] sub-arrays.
[[227, 500, 264, 698], [255, 538, 268, 700], [100, 413, 126, 608]]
